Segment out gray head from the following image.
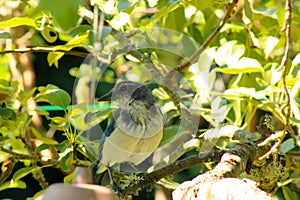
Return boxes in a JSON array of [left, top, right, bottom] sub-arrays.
[[99, 81, 155, 109]]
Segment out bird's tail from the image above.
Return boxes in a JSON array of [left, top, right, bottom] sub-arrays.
[[89, 160, 110, 185]]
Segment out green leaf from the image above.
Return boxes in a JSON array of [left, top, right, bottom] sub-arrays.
[[41, 25, 58, 43], [223, 87, 265, 100], [215, 41, 245, 66], [54, 140, 71, 152], [258, 36, 279, 58], [38, 0, 84, 31], [19, 87, 37, 104], [64, 172, 74, 183], [12, 165, 50, 183], [164, 6, 185, 32], [291, 53, 300, 77], [141, 1, 180, 26], [159, 177, 180, 189], [34, 143, 51, 153], [160, 125, 180, 146], [49, 116, 68, 131], [0, 108, 16, 120], [12, 166, 36, 182], [0, 180, 26, 191], [47, 32, 89, 67], [30, 127, 58, 144], [36, 84, 71, 110], [78, 136, 98, 160], [109, 12, 131, 30], [60, 151, 73, 171], [203, 8, 220, 37], [216, 57, 262, 74], [282, 186, 298, 200], [0, 79, 16, 96], [242, 0, 252, 24], [0, 32, 11, 39], [117, 0, 131, 11], [0, 17, 37, 28], [187, 0, 214, 10], [280, 137, 298, 153]]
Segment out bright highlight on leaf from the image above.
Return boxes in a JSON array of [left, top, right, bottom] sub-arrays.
[[0, 17, 37, 28], [35, 84, 71, 110]]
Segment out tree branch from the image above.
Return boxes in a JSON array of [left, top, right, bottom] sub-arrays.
[[171, 0, 239, 73], [119, 140, 276, 198], [120, 150, 226, 198], [0, 146, 60, 166], [0, 47, 88, 58], [172, 142, 279, 199], [258, 0, 295, 159], [280, 0, 294, 140]]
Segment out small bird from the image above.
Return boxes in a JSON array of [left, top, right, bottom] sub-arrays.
[[92, 81, 164, 184]]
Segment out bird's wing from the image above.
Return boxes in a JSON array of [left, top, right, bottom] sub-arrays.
[[103, 109, 120, 137], [98, 109, 120, 161]]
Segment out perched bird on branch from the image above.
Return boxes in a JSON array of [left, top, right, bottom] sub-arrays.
[[91, 81, 164, 186]]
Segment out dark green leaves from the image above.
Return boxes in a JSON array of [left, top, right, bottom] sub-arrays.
[[0, 108, 16, 120]]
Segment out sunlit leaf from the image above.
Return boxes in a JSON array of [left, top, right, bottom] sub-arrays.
[[291, 53, 300, 77], [258, 36, 279, 58], [64, 172, 74, 183], [49, 116, 68, 131], [47, 32, 89, 67], [13, 167, 37, 182], [0, 17, 36, 28], [97, 0, 118, 14], [242, 0, 252, 24], [216, 57, 262, 74], [41, 25, 58, 43], [215, 41, 245, 66], [0, 180, 26, 191], [109, 12, 131, 30], [30, 127, 58, 145], [223, 87, 265, 100]]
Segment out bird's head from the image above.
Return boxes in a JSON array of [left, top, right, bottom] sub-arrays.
[[98, 81, 155, 109]]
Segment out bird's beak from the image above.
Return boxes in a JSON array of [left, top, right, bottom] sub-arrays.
[[98, 91, 113, 101]]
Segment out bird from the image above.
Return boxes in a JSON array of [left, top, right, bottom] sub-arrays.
[[91, 81, 164, 185]]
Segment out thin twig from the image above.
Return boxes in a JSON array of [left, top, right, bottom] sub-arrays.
[[257, 0, 294, 158], [0, 47, 88, 57], [0, 146, 60, 166], [280, 0, 295, 140], [172, 0, 239, 73]]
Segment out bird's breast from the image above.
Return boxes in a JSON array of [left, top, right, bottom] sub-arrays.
[[100, 105, 164, 166]]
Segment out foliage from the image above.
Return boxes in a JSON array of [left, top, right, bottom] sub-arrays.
[[0, 0, 299, 199]]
